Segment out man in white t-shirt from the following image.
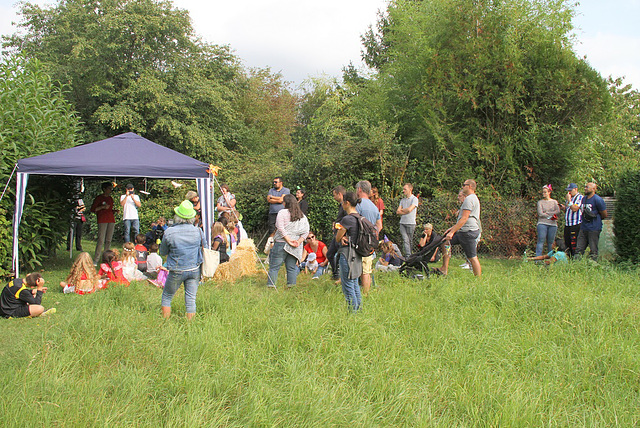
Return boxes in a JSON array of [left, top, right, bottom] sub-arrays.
[[439, 179, 482, 277], [396, 183, 419, 256], [120, 183, 141, 243]]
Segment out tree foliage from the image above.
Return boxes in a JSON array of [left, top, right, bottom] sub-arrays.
[[359, 0, 611, 196], [0, 55, 82, 274], [614, 169, 640, 264], [3, 0, 296, 166], [572, 78, 640, 194]]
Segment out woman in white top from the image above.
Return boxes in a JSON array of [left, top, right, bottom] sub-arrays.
[[266, 194, 309, 288]]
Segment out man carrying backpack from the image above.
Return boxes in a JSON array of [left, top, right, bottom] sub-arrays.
[[355, 180, 382, 296], [439, 179, 482, 277]]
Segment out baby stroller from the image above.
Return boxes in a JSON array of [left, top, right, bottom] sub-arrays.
[[399, 235, 445, 279]]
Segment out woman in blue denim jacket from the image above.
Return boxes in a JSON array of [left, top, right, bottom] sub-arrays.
[[159, 200, 206, 320]]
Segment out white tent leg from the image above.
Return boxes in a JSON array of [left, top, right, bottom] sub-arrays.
[[12, 172, 29, 277]]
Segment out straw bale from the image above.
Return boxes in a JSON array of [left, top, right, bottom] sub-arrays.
[[212, 238, 259, 282]]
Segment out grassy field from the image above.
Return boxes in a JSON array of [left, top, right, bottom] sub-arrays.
[[1, 245, 639, 427]]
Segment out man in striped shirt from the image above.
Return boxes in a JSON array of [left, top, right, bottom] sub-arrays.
[[561, 183, 582, 257]]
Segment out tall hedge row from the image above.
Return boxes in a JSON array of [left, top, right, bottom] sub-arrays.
[[614, 170, 640, 263]]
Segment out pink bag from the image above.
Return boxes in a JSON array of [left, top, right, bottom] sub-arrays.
[[152, 269, 168, 288]]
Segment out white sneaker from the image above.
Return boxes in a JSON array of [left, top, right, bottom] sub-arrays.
[[460, 263, 471, 270], [459, 262, 468, 267], [264, 237, 274, 255]]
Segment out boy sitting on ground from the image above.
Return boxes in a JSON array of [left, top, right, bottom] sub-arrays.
[[528, 238, 568, 265], [0, 272, 55, 318], [144, 217, 167, 248], [145, 243, 164, 279], [134, 234, 148, 272]]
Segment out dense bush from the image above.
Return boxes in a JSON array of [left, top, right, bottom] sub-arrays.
[[381, 192, 537, 258], [0, 55, 81, 274], [614, 170, 640, 263]]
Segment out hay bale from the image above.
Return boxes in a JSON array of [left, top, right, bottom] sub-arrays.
[[212, 238, 259, 282]]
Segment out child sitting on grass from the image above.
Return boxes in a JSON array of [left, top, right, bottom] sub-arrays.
[[98, 249, 129, 286], [304, 252, 318, 275], [60, 252, 106, 294], [145, 243, 164, 279], [0, 272, 55, 318], [528, 238, 568, 265], [134, 234, 148, 272], [376, 241, 404, 272], [121, 242, 147, 282]]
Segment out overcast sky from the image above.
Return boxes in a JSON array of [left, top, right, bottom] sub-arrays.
[[1, 0, 638, 90]]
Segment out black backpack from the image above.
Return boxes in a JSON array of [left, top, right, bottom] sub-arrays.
[[350, 213, 379, 257]]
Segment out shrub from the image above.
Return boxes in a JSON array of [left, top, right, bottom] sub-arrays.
[[0, 55, 81, 274], [614, 170, 640, 263]]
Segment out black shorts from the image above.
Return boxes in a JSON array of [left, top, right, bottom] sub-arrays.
[[0, 305, 31, 319], [451, 229, 480, 259], [268, 213, 278, 234]]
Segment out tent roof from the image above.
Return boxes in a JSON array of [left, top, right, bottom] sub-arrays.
[[17, 132, 210, 179]]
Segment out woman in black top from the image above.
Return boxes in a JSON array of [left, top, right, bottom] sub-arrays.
[[335, 191, 362, 311], [295, 188, 308, 215]]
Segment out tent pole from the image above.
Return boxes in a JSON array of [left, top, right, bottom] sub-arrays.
[[0, 163, 18, 204]]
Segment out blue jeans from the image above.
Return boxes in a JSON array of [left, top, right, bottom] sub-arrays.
[[339, 253, 361, 311], [267, 242, 299, 287], [161, 267, 201, 314], [536, 223, 557, 256], [313, 265, 327, 278], [123, 219, 140, 243]]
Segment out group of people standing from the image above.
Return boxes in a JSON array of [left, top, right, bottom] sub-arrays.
[[88, 181, 142, 265], [536, 182, 608, 261], [263, 177, 484, 312]]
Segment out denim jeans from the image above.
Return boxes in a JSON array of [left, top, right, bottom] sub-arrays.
[[536, 224, 557, 256], [339, 253, 361, 311], [399, 223, 416, 256], [313, 265, 327, 278], [267, 241, 299, 287], [161, 267, 201, 314], [123, 219, 140, 243]]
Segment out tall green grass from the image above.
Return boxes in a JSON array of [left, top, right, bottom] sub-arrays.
[[1, 249, 639, 426]]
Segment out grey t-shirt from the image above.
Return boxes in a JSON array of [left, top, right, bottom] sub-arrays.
[[268, 187, 290, 214], [459, 194, 480, 232], [399, 195, 419, 225]]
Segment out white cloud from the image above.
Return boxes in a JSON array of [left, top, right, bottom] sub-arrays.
[[3, 0, 638, 91], [575, 33, 640, 89], [173, 0, 388, 86]]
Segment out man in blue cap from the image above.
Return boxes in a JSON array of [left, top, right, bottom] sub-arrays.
[[561, 183, 583, 257]]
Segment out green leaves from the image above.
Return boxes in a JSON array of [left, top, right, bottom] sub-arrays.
[[363, 0, 612, 196], [0, 55, 82, 274]]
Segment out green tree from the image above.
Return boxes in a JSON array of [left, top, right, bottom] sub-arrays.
[[361, 0, 611, 196], [0, 55, 82, 273], [3, 0, 246, 162], [572, 78, 640, 194]]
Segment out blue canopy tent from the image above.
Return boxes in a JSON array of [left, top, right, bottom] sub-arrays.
[[13, 132, 214, 276]]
